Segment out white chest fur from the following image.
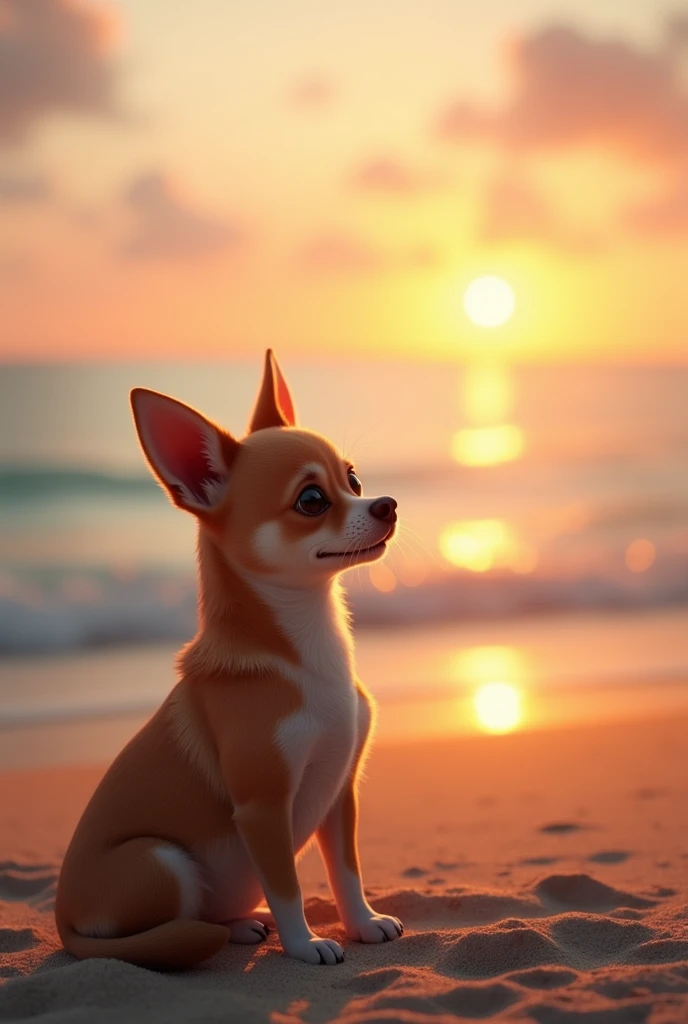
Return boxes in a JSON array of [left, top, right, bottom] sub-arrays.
[[194, 581, 367, 921], [256, 579, 361, 846]]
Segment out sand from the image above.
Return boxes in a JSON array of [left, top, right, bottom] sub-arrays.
[[1, 713, 687, 1022]]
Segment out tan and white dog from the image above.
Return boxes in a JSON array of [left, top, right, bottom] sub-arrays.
[[55, 350, 403, 969]]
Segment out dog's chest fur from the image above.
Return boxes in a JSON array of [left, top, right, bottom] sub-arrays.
[[268, 583, 360, 845], [194, 586, 362, 919]]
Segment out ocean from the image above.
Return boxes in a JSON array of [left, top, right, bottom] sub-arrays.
[[1, 359, 687, 751]]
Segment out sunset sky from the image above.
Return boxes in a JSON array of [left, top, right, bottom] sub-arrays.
[[2, 0, 688, 363]]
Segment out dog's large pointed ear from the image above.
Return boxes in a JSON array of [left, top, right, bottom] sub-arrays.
[[130, 388, 239, 513], [248, 349, 297, 433]]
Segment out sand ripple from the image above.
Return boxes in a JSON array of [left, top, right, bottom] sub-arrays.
[[1, 871, 687, 1022]]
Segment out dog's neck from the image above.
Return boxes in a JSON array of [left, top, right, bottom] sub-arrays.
[[178, 529, 353, 682]]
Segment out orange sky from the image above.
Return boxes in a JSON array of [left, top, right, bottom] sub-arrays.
[[1, 0, 687, 363]]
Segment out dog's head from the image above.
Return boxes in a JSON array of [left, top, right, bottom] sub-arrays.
[[130, 351, 396, 587]]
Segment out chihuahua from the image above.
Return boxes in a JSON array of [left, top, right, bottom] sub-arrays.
[[55, 350, 402, 969]]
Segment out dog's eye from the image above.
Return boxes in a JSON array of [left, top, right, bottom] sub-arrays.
[[348, 471, 362, 496], [295, 486, 330, 516]]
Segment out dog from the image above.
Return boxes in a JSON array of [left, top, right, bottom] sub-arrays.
[[55, 350, 403, 969]]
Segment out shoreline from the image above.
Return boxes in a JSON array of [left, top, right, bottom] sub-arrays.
[[2, 673, 688, 772]]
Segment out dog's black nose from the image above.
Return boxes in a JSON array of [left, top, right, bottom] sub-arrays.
[[369, 496, 397, 522]]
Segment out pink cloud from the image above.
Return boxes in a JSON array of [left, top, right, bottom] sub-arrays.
[[119, 173, 241, 261], [351, 157, 429, 195], [349, 156, 451, 197], [300, 232, 382, 274], [438, 22, 688, 164], [289, 76, 336, 109], [0, 173, 52, 203], [299, 233, 444, 274], [480, 174, 599, 252], [0, 0, 121, 145], [664, 12, 688, 55], [623, 178, 688, 237]]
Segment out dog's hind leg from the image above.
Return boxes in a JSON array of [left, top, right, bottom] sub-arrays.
[[57, 837, 228, 969]]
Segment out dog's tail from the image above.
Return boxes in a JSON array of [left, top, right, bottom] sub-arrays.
[[61, 919, 229, 970]]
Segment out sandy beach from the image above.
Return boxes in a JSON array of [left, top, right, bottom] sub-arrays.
[[1, 710, 687, 1022]]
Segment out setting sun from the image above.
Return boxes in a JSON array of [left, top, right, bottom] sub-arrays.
[[463, 277, 515, 329], [473, 682, 522, 734]]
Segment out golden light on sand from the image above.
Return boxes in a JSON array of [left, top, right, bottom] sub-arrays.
[[369, 562, 397, 592], [452, 424, 524, 466], [463, 276, 515, 328], [625, 538, 655, 573], [473, 682, 522, 734]]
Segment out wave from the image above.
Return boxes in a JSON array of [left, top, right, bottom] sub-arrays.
[[0, 564, 687, 656], [0, 466, 156, 502]]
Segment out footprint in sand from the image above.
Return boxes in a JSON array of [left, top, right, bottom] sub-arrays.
[[588, 850, 632, 865], [519, 856, 561, 866], [0, 927, 41, 954], [508, 966, 579, 989], [339, 969, 519, 1019], [535, 873, 656, 911], [538, 822, 586, 835], [439, 923, 562, 978], [611, 908, 644, 920], [627, 938, 688, 964], [0, 864, 57, 902], [550, 915, 653, 962]]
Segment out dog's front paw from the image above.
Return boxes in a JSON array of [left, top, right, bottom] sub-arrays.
[[283, 935, 344, 965], [346, 912, 404, 943]]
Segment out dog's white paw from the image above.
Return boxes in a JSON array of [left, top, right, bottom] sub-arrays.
[[283, 935, 344, 965], [347, 913, 404, 943], [226, 918, 270, 944]]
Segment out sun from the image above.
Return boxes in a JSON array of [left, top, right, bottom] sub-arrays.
[[473, 682, 522, 734], [463, 276, 515, 328]]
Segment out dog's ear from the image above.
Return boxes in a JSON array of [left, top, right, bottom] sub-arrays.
[[248, 349, 297, 433], [130, 388, 239, 513]]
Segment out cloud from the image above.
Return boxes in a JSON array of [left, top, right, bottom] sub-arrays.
[[438, 22, 688, 164], [623, 178, 688, 238], [480, 174, 599, 252], [350, 157, 441, 195], [119, 173, 241, 261], [0, 0, 121, 145], [0, 173, 52, 202], [289, 75, 336, 108], [0, 250, 35, 279], [300, 232, 382, 273], [299, 233, 444, 275], [665, 12, 688, 54]]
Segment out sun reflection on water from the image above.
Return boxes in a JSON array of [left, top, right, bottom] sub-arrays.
[[439, 519, 538, 574], [452, 424, 524, 466], [452, 362, 525, 466]]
